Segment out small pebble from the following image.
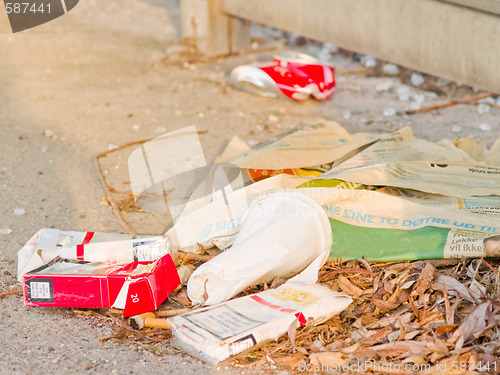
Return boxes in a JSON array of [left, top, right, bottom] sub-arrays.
[[479, 97, 496, 104], [318, 42, 335, 61], [248, 139, 258, 146], [409, 102, 421, 111], [397, 86, 410, 101], [477, 103, 490, 114], [343, 110, 351, 119], [410, 73, 425, 86], [44, 129, 56, 138], [451, 125, 462, 133], [383, 108, 396, 117], [13, 208, 25, 216], [0, 228, 12, 235], [382, 63, 399, 75], [479, 123, 491, 131], [268, 114, 279, 123], [375, 79, 393, 92], [174, 110, 182, 116], [278, 107, 286, 115], [363, 55, 376, 68], [132, 124, 140, 131], [412, 93, 426, 104], [313, 340, 324, 349], [197, 112, 204, 118]]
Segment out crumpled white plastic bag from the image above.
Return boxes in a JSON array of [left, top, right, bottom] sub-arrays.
[[187, 191, 332, 306]]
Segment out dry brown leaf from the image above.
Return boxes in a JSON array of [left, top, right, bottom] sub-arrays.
[[337, 275, 364, 297], [403, 330, 421, 340], [309, 352, 346, 368], [427, 337, 449, 356], [340, 342, 361, 354], [392, 265, 413, 285], [436, 324, 457, 339], [272, 353, 307, 369], [419, 310, 445, 328], [369, 341, 431, 357], [401, 355, 428, 365], [155, 308, 191, 317], [443, 280, 453, 324], [371, 298, 400, 312], [366, 311, 412, 329], [434, 275, 477, 303], [400, 280, 416, 290], [324, 340, 345, 351], [287, 318, 308, 355], [387, 285, 403, 304], [449, 302, 491, 351], [360, 313, 379, 327], [411, 262, 435, 297], [171, 289, 192, 307]]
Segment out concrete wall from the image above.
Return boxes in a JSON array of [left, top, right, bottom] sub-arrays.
[[221, 0, 500, 93]]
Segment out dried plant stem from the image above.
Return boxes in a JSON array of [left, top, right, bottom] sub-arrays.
[[178, 252, 215, 263], [94, 154, 139, 236], [0, 289, 22, 298], [406, 92, 494, 114]]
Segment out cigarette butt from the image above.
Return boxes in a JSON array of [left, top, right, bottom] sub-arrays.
[[129, 312, 169, 330]]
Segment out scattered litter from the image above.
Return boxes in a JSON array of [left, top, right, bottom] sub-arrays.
[[129, 312, 169, 330], [229, 52, 335, 101], [13, 208, 25, 216], [23, 254, 180, 317], [479, 123, 491, 131], [382, 63, 399, 75], [169, 281, 352, 364], [0, 228, 12, 234], [164, 121, 378, 252], [15, 84, 500, 372], [410, 72, 425, 86], [477, 103, 490, 114]]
